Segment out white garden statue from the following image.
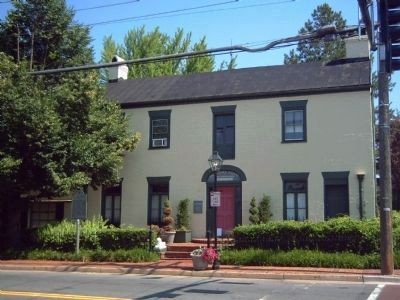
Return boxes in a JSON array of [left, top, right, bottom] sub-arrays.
[[154, 237, 167, 252]]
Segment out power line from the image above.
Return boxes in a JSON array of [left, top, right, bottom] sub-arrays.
[[87, 0, 239, 26], [75, 0, 140, 12], [30, 25, 360, 75], [88, 0, 294, 26]]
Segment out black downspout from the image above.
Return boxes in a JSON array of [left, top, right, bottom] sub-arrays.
[[357, 174, 365, 219]]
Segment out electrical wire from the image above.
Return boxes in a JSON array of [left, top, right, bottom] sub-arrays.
[[30, 25, 361, 75], [88, 0, 296, 26], [75, 0, 140, 12], [87, 0, 240, 26]]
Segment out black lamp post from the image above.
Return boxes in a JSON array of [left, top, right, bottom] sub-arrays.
[[208, 151, 223, 270]]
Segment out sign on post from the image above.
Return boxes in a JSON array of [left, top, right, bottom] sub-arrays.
[[72, 188, 87, 220], [71, 188, 87, 254], [210, 191, 221, 207]]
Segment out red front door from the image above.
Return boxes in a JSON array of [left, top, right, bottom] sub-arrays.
[[216, 186, 235, 232]]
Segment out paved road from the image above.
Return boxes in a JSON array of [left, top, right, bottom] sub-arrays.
[[0, 270, 393, 299]]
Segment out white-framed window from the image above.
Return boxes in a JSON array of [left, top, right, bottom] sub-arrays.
[[284, 182, 307, 221], [30, 202, 64, 228], [280, 100, 307, 142], [284, 110, 304, 141], [149, 110, 171, 149], [102, 185, 121, 226]]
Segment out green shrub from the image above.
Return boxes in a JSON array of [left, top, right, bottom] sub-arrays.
[[220, 249, 388, 269], [22, 248, 159, 262], [98, 226, 151, 250], [249, 197, 260, 224], [258, 194, 272, 223], [176, 198, 190, 230], [33, 217, 153, 251], [234, 216, 386, 253]]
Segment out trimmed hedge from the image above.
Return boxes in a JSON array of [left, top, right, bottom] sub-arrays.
[[220, 249, 400, 269], [234, 213, 400, 254], [0, 248, 159, 262], [32, 217, 155, 251]]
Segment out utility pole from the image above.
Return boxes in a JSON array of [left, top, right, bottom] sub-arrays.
[[378, 55, 394, 275], [377, 0, 394, 275]]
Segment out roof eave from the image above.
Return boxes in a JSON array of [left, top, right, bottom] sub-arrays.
[[120, 84, 371, 109]]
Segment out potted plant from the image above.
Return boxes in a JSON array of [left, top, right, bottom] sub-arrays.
[[161, 199, 176, 244], [190, 247, 219, 271], [174, 198, 191, 243]]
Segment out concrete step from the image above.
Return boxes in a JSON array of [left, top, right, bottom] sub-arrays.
[[167, 242, 206, 250], [191, 238, 234, 246], [164, 251, 192, 259]]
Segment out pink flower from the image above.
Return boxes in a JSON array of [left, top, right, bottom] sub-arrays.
[[201, 247, 219, 264]]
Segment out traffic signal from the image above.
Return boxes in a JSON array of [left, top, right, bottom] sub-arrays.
[[388, 0, 400, 71], [381, 0, 400, 72]]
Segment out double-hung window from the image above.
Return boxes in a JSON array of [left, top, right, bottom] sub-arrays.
[[149, 110, 171, 149], [102, 184, 121, 226], [281, 173, 309, 221], [212, 105, 236, 160], [147, 177, 170, 225], [280, 100, 307, 142]]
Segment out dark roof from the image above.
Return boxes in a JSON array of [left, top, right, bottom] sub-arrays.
[[107, 58, 371, 108]]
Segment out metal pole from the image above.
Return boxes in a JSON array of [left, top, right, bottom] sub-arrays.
[[357, 174, 365, 219], [212, 170, 220, 270], [378, 62, 394, 275], [377, 5, 394, 272], [75, 219, 80, 254], [148, 225, 152, 252], [214, 171, 218, 250]]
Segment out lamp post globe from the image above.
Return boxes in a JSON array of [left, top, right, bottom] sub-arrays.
[[208, 151, 223, 172]]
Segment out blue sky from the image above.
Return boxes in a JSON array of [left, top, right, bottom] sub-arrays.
[[0, 0, 398, 108]]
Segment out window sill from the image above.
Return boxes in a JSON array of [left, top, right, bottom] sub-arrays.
[[148, 146, 170, 150], [281, 139, 307, 144]]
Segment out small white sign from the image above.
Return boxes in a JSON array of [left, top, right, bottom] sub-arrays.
[[210, 191, 221, 207]]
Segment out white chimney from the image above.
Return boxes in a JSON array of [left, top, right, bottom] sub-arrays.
[[109, 55, 128, 82], [345, 35, 370, 59]]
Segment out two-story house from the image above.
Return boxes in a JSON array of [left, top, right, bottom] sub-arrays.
[[80, 37, 376, 238]]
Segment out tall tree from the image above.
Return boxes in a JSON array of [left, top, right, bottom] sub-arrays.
[[0, 0, 93, 70], [0, 0, 140, 248], [101, 26, 236, 80], [283, 3, 346, 64]]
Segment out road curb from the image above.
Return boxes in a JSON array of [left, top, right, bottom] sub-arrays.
[[363, 275, 400, 283], [2, 264, 398, 283]]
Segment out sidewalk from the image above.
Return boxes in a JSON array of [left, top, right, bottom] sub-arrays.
[[1, 259, 399, 283]]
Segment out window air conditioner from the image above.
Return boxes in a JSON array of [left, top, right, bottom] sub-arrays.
[[152, 138, 167, 147]]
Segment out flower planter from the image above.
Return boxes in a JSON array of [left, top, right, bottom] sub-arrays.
[[191, 254, 208, 271], [161, 231, 176, 245], [174, 230, 192, 243]]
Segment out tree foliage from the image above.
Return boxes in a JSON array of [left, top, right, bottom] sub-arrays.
[[284, 3, 346, 64], [0, 0, 140, 247], [101, 26, 237, 80], [0, 52, 140, 209], [0, 0, 93, 70]]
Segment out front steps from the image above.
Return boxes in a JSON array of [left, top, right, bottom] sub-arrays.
[[164, 242, 206, 259], [164, 237, 234, 260]]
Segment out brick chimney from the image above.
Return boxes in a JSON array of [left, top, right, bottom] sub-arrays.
[[345, 35, 370, 59], [109, 55, 128, 82]]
